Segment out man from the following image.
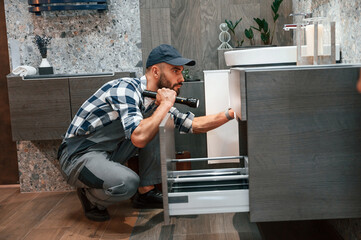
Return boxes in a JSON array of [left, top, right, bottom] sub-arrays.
[[57, 44, 235, 222]]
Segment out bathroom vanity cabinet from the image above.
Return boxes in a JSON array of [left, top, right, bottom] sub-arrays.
[[7, 72, 135, 141], [229, 64, 361, 222], [161, 64, 361, 223]]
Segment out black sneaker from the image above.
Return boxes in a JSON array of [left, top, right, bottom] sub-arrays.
[[132, 188, 163, 209], [76, 188, 110, 222]]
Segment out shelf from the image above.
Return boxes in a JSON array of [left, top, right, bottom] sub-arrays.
[[28, 0, 108, 15]]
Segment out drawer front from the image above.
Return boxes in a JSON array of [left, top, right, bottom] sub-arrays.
[[247, 66, 361, 222], [7, 76, 70, 140], [169, 189, 249, 216]]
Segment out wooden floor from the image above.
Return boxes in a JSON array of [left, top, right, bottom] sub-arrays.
[[0, 186, 138, 240], [0, 186, 343, 240]]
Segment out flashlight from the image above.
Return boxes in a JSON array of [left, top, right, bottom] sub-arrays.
[[143, 90, 199, 108]]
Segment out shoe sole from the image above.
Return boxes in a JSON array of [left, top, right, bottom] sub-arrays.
[[85, 211, 110, 222], [77, 189, 110, 222]]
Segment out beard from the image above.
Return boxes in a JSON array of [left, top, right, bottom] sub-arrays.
[[157, 73, 181, 95]]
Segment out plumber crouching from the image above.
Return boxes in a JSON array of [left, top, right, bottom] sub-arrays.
[[57, 44, 235, 221]]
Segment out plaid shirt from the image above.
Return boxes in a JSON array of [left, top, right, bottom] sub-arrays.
[[65, 76, 194, 139]]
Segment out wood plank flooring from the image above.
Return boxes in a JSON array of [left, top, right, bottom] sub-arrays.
[[130, 210, 261, 240], [0, 187, 137, 240], [0, 186, 344, 240]]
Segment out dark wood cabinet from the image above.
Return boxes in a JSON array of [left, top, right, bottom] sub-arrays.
[[7, 72, 135, 141], [229, 65, 361, 222], [7, 76, 70, 140]]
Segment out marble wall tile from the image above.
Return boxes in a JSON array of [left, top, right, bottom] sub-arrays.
[[17, 140, 73, 192], [4, 1, 145, 192], [4, 0, 143, 76], [292, 0, 361, 64]]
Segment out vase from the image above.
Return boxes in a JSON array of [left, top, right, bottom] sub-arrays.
[[38, 58, 54, 75]]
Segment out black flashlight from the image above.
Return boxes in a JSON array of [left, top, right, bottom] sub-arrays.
[[143, 90, 199, 108]]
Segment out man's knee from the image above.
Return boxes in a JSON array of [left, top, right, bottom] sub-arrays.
[[106, 173, 140, 199]]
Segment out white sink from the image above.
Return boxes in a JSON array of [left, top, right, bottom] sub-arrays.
[[224, 45, 340, 67]]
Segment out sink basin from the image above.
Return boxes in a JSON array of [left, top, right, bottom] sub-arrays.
[[224, 45, 340, 67]]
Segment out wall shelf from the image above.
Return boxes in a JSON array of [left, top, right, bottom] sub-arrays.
[[28, 0, 108, 15], [6, 72, 134, 140]]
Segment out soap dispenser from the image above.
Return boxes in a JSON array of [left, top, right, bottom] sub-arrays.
[[296, 17, 336, 65]]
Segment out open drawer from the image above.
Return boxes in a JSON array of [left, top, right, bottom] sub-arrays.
[[159, 113, 249, 224], [168, 157, 249, 216]]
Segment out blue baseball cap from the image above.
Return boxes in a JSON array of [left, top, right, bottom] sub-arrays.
[[146, 44, 196, 68]]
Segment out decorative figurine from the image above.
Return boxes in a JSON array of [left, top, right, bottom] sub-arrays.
[[218, 23, 232, 50]]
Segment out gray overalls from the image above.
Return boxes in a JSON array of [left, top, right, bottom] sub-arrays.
[[58, 110, 160, 209]]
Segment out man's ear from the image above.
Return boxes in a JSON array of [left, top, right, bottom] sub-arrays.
[[151, 65, 160, 79]]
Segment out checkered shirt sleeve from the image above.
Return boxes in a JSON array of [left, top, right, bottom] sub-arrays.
[[169, 107, 194, 134]]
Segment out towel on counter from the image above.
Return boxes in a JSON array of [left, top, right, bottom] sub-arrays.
[[12, 65, 37, 77]]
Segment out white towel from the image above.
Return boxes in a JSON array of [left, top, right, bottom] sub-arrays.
[[12, 65, 37, 77]]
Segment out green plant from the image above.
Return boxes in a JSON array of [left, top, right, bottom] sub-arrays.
[[182, 69, 191, 81], [252, 18, 270, 45], [244, 27, 255, 45], [236, 39, 244, 47], [248, 0, 283, 45], [270, 0, 283, 44], [225, 18, 244, 47]]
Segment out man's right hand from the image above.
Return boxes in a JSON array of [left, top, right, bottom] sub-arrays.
[[131, 88, 176, 148], [155, 88, 176, 107]]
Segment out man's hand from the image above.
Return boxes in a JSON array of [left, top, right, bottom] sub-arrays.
[[155, 88, 176, 107], [131, 88, 176, 148]]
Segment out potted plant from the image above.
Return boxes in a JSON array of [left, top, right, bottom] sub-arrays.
[[251, 0, 283, 45], [34, 35, 54, 75], [224, 0, 283, 48]]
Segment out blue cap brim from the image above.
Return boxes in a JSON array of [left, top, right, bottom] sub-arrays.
[[165, 57, 196, 66]]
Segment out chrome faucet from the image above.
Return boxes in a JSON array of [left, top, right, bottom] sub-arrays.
[[289, 12, 312, 18], [283, 13, 312, 31]]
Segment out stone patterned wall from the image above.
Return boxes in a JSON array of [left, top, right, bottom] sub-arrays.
[[4, 0, 143, 192], [4, 0, 143, 76], [292, 0, 361, 64], [293, 1, 361, 239], [17, 140, 74, 192]]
